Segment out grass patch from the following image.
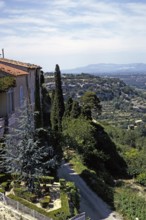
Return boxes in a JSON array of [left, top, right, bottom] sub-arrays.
[[69, 153, 87, 174]]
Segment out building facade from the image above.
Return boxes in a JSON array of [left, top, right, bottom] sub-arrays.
[[0, 58, 42, 138]]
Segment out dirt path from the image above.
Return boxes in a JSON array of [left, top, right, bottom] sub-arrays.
[[58, 162, 123, 220]]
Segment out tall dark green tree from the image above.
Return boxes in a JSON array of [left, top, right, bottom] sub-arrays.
[[64, 97, 73, 117], [81, 91, 102, 119], [35, 70, 42, 128], [51, 64, 65, 131], [42, 87, 51, 127], [70, 100, 81, 119]]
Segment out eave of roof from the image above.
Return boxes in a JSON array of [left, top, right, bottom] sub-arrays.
[[0, 58, 42, 69], [0, 64, 28, 76]]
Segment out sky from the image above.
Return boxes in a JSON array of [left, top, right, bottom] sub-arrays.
[[0, 0, 146, 71]]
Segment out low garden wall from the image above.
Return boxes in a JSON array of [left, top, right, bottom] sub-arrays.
[[69, 212, 85, 220], [0, 192, 52, 220]]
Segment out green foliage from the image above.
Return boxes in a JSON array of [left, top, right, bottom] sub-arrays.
[[0, 173, 11, 183], [51, 64, 65, 131], [0, 188, 5, 193], [59, 178, 66, 189], [8, 191, 70, 220], [64, 97, 73, 117], [70, 100, 81, 118], [63, 118, 127, 176], [1, 105, 57, 192], [124, 148, 143, 176], [14, 187, 37, 202], [136, 173, 146, 186], [104, 123, 146, 180], [39, 176, 54, 184], [66, 182, 80, 213], [40, 196, 50, 208], [0, 76, 16, 92], [1, 181, 10, 191], [42, 87, 51, 127], [14, 187, 26, 197], [35, 70, 42, 128], [114, 187, 146, 220], [69, 153, 87, 174], [81, 91, 102, 118], [80, 169, 114, 205]]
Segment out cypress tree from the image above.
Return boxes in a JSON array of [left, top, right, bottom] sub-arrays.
[[70, 100, 81, 118], [35, 70, 42, 128], [64, 97, 73, 117], [51, 64, 64, 131], [42, 87, 51, 127]]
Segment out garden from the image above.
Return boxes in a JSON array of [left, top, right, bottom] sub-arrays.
[[0, 173, 80, 220]]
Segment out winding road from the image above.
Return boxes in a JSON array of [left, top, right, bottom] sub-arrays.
[[58, 162, 123, 220]]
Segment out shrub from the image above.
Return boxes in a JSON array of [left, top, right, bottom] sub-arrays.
[[11, 173, 20, 180], [114, 187, 146, 220], [136, 173, 146, 186], [8, 192, 70, 220], [39, 176, 54, 184], [59, 179, 66, 189], [1, 181, 10, 191], [0, 174, 11, 183], [80, 169, 114, 205], [40, 197, 50, 208], [22, 191, 36, 202], [0, 188, 5, 193], [14, 187, 37, 202], [30, 194, 37, 203], [14, 187, 25, 197]]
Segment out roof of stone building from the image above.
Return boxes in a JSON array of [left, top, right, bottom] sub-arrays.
[[0, 58, 41, 69], [0, 63, 28, 76]]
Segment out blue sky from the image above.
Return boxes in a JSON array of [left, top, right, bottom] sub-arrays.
[[0, 0, 146, 71]]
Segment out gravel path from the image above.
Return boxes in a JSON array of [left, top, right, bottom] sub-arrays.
[[58, 162, 123, 220]]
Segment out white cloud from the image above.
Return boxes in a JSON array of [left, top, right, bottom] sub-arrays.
[[1, 0, 146, 69]]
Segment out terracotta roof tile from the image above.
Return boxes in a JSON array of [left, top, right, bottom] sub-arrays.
[[0, 58, 41, 69], [0, 64, 28, 76]]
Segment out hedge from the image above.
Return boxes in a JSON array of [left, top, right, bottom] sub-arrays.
[[0, 174, 11, 183], [8, 191, 70, 220], [39, 176, 54, 184]]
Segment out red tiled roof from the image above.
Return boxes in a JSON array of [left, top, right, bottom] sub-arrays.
[[0, 58, 41, 69], [0, 64, 28, 76]]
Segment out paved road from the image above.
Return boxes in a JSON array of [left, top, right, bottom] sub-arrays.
[[58, 162, 123, 220]]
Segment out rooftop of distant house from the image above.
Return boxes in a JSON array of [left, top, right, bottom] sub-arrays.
[[0, 63, 28, 76], [0, 58, 41, 69]]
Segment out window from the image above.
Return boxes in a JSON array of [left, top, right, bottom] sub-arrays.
[[7, 89, 14, 114], [31, 88, 34, 104], [19, 85, 24, 107]]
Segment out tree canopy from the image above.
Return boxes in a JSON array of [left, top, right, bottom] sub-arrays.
[[81, 91, 102, 119]]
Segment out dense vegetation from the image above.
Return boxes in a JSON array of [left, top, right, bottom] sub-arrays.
[[0, 76, 16, 92], [1, 68, 146, 219], [45, 70, 146, 219], [115, 187, 146, 220]]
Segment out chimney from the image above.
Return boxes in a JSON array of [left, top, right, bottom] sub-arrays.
[[2, 48, 4, 58]]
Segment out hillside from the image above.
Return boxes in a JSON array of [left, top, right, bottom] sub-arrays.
[[45, 73, 146, 127], [62, 63, 146, 75], [45, 73, 138, 100]]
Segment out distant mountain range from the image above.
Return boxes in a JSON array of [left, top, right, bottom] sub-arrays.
[[62, 63, 146, 75]]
